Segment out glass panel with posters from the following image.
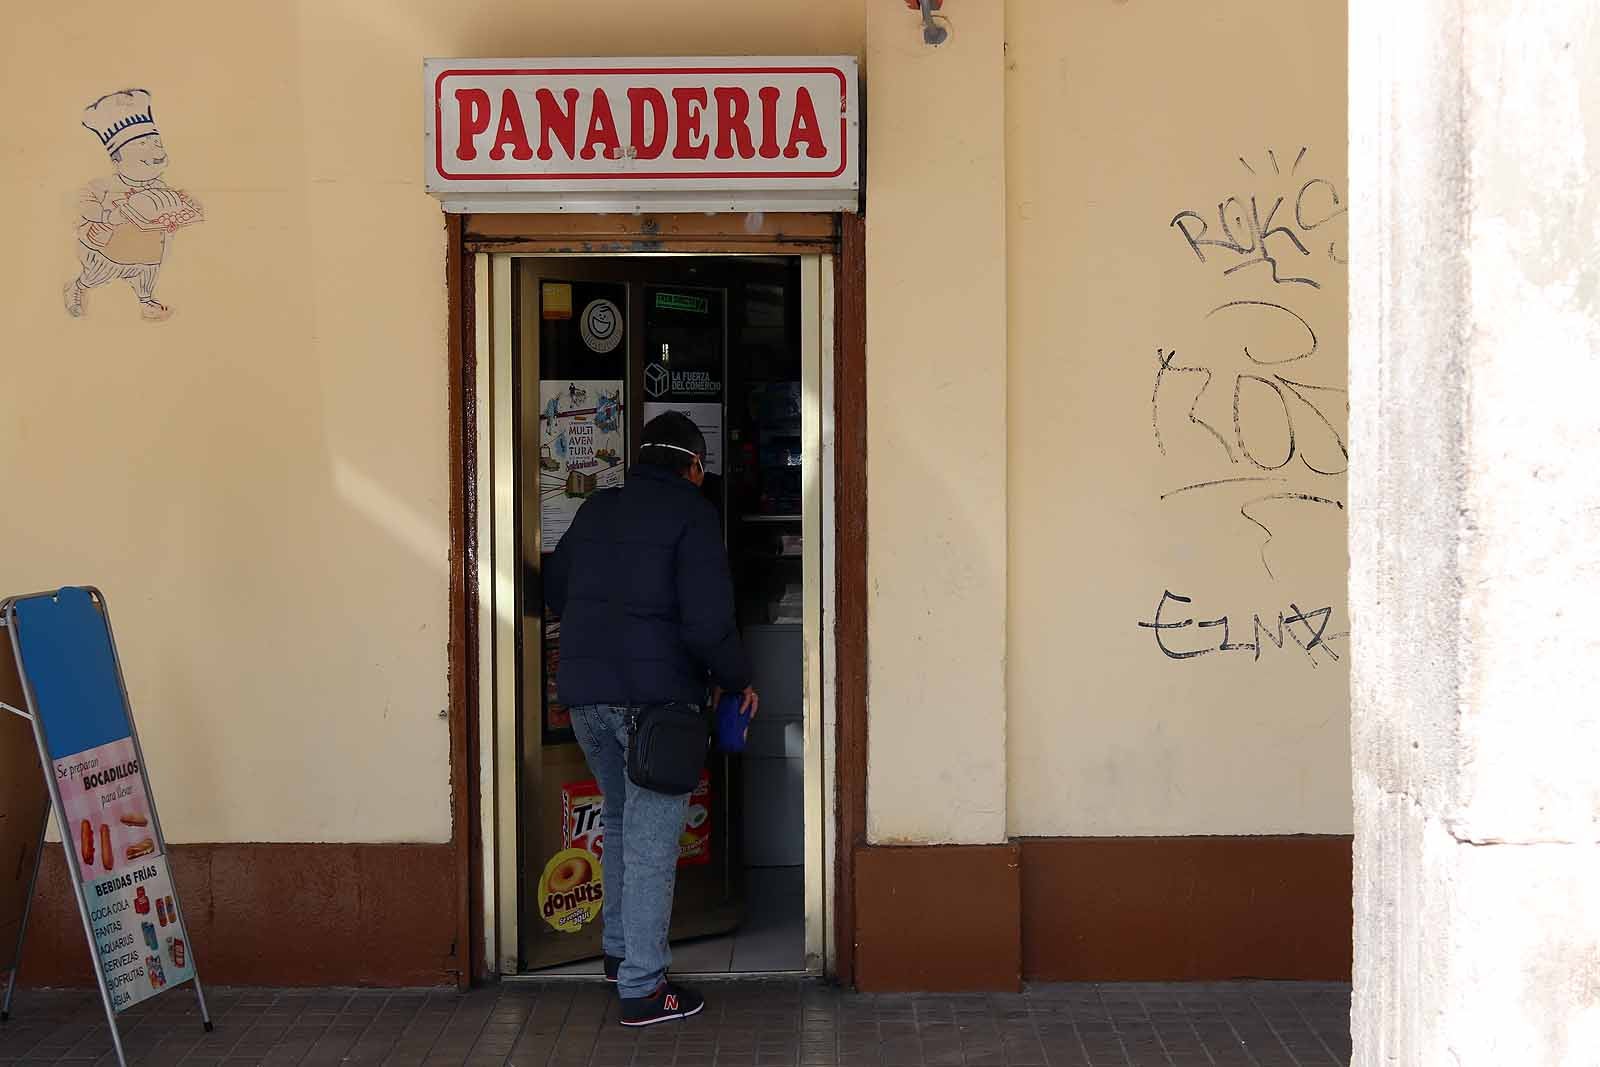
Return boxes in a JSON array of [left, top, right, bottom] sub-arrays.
[[534, 280, 627, 746]]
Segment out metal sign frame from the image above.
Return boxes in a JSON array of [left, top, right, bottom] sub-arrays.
[[423, 56, 862, 214], [0, 808, 48, 1022], [0, 588, 210, 1064]]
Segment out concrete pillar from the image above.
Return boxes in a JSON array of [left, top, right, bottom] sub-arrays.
[[1350, 2, 1600, 1063]]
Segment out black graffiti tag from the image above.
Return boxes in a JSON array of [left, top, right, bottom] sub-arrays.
[[1168, 151, 1348, 288], [1136, 590, 1345, 666], [1148, 147, 1349, 609], [1152, 301, 1347, 477]]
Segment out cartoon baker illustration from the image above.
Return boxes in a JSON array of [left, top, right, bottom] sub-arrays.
[[66, 89, 203, 321]]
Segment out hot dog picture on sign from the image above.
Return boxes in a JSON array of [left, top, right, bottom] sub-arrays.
[[56, 739, 155, 882]]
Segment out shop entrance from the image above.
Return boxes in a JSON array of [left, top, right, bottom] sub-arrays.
[[476, 252, 832, 978]]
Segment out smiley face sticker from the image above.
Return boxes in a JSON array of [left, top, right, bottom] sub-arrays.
[[579, 299, 622, 354]]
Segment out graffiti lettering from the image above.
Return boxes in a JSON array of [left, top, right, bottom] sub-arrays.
[[1168, 150, 1346, 289], [1136, 590, 1346, 666], [1152, 318, 1348, 479], [1146, 145, 1348, 643]]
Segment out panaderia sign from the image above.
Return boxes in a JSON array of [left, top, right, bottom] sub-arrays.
[[423, 57, 860, 214]]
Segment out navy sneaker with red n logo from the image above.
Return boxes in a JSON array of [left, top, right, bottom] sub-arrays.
[[619, 982, 704, 1027]]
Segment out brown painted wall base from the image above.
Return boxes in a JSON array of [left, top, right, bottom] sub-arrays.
[[853, 836, 1351, 991], [16, 843, 457, 989], [1021, 836, 1353, 982], [854, 844, 1022, 993], [16, 837, 1348, 990]]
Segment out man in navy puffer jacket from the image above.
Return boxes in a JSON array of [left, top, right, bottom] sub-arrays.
[[544, 410, 757, 1026]]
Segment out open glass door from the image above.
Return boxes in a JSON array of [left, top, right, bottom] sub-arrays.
[[486, 255, 828, 977]]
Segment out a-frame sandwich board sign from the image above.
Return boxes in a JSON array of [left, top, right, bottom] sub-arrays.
[[0, 588, 210, 1064]]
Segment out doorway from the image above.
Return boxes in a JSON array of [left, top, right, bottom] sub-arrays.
[[475, 252, 833, 979]]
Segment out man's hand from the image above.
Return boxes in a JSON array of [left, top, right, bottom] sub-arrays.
[[711, 686, 761, 745], [711, 686, 761, 718]]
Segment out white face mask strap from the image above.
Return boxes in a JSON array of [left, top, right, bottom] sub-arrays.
[[643, 442, 701, 462]]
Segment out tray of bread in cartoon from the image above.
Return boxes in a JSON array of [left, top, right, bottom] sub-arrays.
[[113, 186, 204, 233]]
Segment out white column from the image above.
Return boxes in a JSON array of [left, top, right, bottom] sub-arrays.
[[1350, 2, 1600, 1062]]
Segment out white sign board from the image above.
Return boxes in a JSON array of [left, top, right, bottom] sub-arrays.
[[424, 57, 859, 214]]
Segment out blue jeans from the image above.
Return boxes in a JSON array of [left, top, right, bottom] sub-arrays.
[[568, 703, 691, 998]]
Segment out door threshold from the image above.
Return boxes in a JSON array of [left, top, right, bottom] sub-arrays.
[[501, 969, 816, 985]]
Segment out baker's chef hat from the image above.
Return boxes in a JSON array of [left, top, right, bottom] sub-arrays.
[[82, 89, 160, 157]]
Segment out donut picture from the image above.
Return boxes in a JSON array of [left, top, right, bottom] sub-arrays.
[[546, 853, 592, 893], [537, 848, 605, 933]]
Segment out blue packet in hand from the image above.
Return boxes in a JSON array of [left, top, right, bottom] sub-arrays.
[[714, 691, 753, 752]]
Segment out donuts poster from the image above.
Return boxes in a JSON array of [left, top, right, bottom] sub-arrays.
[[538, 848, 603, 933]]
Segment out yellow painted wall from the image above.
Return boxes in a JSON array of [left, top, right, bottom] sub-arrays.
[[0, 0, 1348, 850], [1004, 0, 1351, 834], [0, 0, 864, 845], [864, 1, 1010, 844]]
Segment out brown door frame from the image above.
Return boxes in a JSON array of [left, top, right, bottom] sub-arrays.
[[444, 211, 868, 988]]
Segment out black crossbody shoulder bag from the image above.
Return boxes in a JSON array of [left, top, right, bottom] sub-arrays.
[[626, 701, 710, 796]]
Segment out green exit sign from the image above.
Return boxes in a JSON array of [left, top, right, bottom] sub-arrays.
[[655, 292, 710, 314]]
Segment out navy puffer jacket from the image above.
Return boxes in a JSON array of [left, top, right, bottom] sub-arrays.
[[544, 463, 751, 707]]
